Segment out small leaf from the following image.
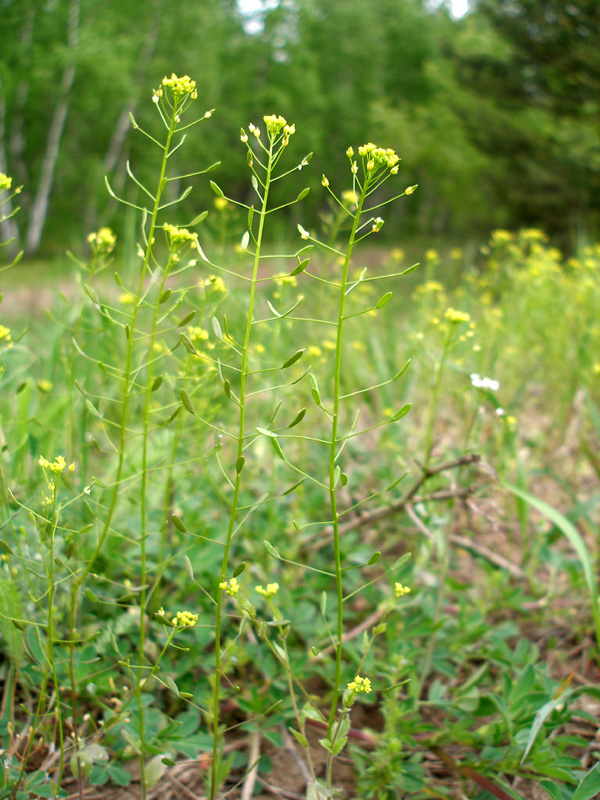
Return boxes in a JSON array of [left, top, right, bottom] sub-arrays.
[[341, 472, 348, 486], [151, 376, 163, 392], [289, 728, 308, 748], [210, 180, 224, 198], [291, 258, 309, 276], [375, 291, 393, 309], [573, 764, 600, 800], [331, 736, 348, 756], [241, 231, 250, 250], [256, 426, 278, 438], [184, 555, 194, 580], [390, 403, 411, 422], [368, 551, 382, 565], [211, 316, 222, 339], [281, 349, 305, 369], [264, 540, 281, 559], [333, 465, 341, 488], [159, 289, 171, 304], [236, 456, 245, 474], [270, 437, 285, 460], [180, 389, 196, 415], [172, 515, 187, 533], [296, 187, 310, 201], [233, 562, 246, 578], [180, 333, 197, 354], [400, 262, 419, 276], [287, 408, 306, 429], [178, 310, 196, 327], [393, 359, 411, 381], [190, 210, 209, 226]]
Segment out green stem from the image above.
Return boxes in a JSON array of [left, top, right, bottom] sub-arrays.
[[423, 325, 452, 469], [209, 137, 274, 800], [327, 188, 366, 735]]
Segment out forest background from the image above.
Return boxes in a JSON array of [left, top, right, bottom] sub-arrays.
[[1, 0, 599, 259]]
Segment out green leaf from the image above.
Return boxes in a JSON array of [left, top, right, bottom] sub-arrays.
[[180, 389, 196, 415], [390, 403, 411, 422], [505, 484, 600, 649], [236, 456, 245, 474], [180, 332, 197, 354], [178, 310, 196, 327], [573, 764, 600, 800], [233, 562, 246, 577], [264, 540, 281, 559], [256, 426, 278, 438], [287, 408, 306, 429], [172, 515, 187, 532], [281, 349, 305, 369], [151, 376, 163, 391], [210, 180, 225, 198], [248, 205, 254, 229], [297, 187, 310, 201], [289, 728, 308, 748], [159, 289, 171, 304], [190, 210, 209, 226], [393, 359, 411, 381], [270, 437, 285, 460], [223, 379, 231, 399], [291, 258, 310, 276], [368, 551, 382, 565], [211, 316, 222, 339], [375, 291, 392, 309]]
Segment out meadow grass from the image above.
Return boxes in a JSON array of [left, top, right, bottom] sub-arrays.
[[0, 80, 599, 800]]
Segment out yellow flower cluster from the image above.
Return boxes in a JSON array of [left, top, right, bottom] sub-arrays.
[[187, 326, 209, 344], [0, 325, 12, 348], [175, 610, 199, 628], [204, 275, 227, 293], [163, 224, 198, 249], [255, 582, 279, 599], [444, 308, 471, 324], [394, 582, 411, 598], [39, 455, 75, 474], [347, 675, 372, 694], [273, 272, 297, 287], [357, 143, 400, 172], [0, 173, 12, 192], [88, 227, 116, 253], [160, 73, 198, 99], [219, 577, 240, 597], [263, 114, 295, 141]]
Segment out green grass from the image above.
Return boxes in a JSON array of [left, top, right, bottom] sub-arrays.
[[0, 86, 599, 800]]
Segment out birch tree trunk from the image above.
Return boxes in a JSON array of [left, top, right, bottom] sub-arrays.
[[0, 78, 21, 252], [86, 10, 159, 232], [25, 0, 80, 255]]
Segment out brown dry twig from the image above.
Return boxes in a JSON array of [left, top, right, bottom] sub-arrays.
[[305, 453, 483, 552]]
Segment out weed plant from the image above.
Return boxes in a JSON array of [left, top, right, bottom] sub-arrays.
[[0, 79, 599, 800]]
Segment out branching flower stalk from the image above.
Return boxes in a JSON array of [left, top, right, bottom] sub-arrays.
[[316, 146, 410, 737], [208, 114, 300, 800], [64, 74, 211, 799]]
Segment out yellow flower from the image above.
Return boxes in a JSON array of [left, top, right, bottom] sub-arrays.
[[0, 173, 13, 192], [394, 582, 411, 598], [175, 610, 199, 628], [444, 308, 470, 324], [219, 578, 240, 597], [161, 73, 197, 99], [39, 455, 67, 474], [88, 227, 116, 253], [255, 582, 279, 599]]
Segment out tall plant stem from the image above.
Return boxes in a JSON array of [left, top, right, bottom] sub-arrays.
[[67, 108, 177, 800], [327, 192, 366, 735], [209, 139, 273, 800]]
